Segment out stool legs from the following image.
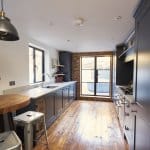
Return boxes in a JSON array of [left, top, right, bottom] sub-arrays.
[[43, 116, 49, 150], [7, 112, 15, 130], [0, 115, 4, 132], [14, 111, 49, 150], [24, 124, 33, 150]]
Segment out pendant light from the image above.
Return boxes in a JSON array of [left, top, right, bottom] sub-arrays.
[[0, 0, 19, 41]]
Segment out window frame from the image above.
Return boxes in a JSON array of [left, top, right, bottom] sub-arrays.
[[29, 45, 45, 83], [80, 55, 112, 97]]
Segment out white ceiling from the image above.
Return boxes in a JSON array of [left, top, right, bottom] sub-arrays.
[[5, 0, 139, 52]]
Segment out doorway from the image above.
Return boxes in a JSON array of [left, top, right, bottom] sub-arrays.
[[80, 56, 111, 97]]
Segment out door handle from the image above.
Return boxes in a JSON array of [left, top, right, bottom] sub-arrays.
[[95, 69, 98, 83]]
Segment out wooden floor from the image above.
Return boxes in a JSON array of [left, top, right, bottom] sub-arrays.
[[35, 101, 128, 150]]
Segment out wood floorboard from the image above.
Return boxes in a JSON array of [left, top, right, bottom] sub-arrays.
[[34, 100, 128, 150]]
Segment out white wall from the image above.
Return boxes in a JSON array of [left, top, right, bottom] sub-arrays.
[[0, 33, 58, 94]]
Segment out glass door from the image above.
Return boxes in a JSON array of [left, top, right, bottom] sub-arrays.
[[81, 57, 95, 95], [80, 56, 111, 97], [96, 56, 111, 96]]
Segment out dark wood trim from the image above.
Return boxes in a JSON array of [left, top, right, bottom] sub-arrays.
[[73, 51, 113, 56], [79, 96, 112, 102]]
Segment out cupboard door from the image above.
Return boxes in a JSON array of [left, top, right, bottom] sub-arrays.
[[35, 97, 46, 114], [35, 97, 46, 137], [55, 89, 63, 116], [134, 1, 150, 150], [135, 112, 150, 150], [63, 87, 69, 109], [136, 2, 150, 111], [45, 93, 55, 127], [69, 83, 76, 102], [59, 51, 72, 81], [124, 105, 135, 150]]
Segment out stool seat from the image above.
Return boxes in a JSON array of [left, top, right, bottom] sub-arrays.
[[0, 131, 22, 150], [14, 111, 49, 150], [14, 111, 44, 124]]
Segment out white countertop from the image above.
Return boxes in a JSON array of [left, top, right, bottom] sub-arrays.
[[10, 81, 77, 99], [116, 86, 134, 102]]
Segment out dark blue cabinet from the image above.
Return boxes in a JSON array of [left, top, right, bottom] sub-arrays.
[[59, 51, 72, 81]]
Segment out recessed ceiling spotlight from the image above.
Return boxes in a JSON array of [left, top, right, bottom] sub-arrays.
[[114, 16, 122, 21], [67, 40, 70, 42], [73, 17, 85, 27]]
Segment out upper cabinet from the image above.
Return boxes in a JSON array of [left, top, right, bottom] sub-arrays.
[[59, 51, 72, 82], [134, 0, 150, 110], [134, 1, 150, 150], [115, 43, 134, 86]]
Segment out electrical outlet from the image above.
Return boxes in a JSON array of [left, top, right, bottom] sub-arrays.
[[9, 81, 16, 86]]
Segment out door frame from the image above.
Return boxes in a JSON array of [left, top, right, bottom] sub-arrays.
[[80, 55, 113, 98]]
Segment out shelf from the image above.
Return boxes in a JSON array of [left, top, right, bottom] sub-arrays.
[[119, 46, 134, 59], [54, 74, 65, 77], [55, 65, 64, 67]]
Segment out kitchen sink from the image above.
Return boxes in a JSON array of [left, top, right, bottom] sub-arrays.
[[42, 86, 58, 89]]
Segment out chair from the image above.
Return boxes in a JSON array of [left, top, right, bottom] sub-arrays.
[[0, 131, 22, 150], [14, 111, 49, 150]]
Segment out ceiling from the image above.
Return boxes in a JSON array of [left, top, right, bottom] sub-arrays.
[[5, 0, 139, 52]]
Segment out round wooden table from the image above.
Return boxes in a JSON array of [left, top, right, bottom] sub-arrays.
[[0, 94, 30, 131]]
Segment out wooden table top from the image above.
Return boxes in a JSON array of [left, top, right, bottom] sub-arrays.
[[0, 94, 30, 114]]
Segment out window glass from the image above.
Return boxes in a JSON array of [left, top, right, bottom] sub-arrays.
[[81, 70, 94, 82], [29, 46, 44, 83], [98, 70, 110, 82], [96, 83, 109, 96], [97, 56, 110, 69], [82, 57, 95, 69], [80, 56, 111, 97], [81, 83, 94, 95], [29, 47, 34, 83], [35, 50, 43, 82]]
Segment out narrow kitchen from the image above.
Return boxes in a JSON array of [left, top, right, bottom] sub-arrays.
[[0, 0, 150, 150]]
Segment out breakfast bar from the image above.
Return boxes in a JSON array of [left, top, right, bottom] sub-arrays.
[[0, 94, 30, 132]]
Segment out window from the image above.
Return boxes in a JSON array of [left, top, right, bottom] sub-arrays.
[[80, 56, 111, 97], [29, 46, 45, 83]]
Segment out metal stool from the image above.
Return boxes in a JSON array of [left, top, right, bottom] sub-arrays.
[[0, 131, 22, 150], [13, 111, 49, 150]]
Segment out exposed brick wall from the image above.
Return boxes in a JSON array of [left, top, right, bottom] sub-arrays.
[[72, 51, 113, 100], [72, 53, 80, 99]]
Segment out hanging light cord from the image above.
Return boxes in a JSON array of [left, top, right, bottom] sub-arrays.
[[1, 0, 3, 11], [0, 0, 5, 17]]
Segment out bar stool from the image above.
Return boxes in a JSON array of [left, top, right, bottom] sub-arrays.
[[13, 111, 49, 150], [0, 131, 22, 150]]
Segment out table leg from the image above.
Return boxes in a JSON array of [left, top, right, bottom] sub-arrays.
[[0, 115, 4, 132], [7, 112, 15, 130]]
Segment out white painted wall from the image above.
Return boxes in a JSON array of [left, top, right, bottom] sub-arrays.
[[0, 32, 58, 94]]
